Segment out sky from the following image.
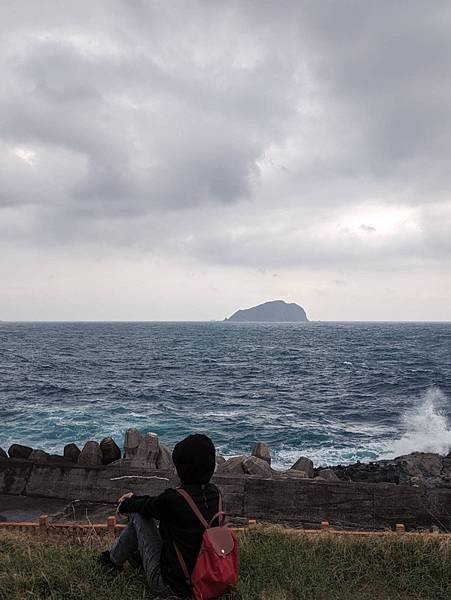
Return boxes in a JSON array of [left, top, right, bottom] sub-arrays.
[[1, 1, 450, 321]]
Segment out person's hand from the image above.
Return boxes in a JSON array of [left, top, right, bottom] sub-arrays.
[[116, 491, 134, 515], [118, 491, 134, 504]]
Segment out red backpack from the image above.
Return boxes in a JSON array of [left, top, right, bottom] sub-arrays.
[[173, 488, 239, 600]]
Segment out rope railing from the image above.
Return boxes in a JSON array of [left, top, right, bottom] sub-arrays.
[[0, 516, 450, 540]]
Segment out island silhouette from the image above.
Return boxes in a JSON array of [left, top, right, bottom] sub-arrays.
[[225, 300, 308, 322]]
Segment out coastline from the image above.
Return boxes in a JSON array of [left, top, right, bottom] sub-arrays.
[[1, 430, 451, 531]]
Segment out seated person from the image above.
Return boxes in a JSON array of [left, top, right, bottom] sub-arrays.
[[98, 433, 220, 598]]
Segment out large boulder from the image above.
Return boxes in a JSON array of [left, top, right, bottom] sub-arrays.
[[64, 443, 81, 463], [290, 456, 314, 478], [8, 444, 33, 459], [251, 442, 271, 465], [28, 449, 50, 463], [0, 447, 8, 459], [156, 443, 173, 470], [78, 441, 102, 466], [124, 428, 143, 460], [100, 437, 121, 465], [243, 456, 273, 477], [316, 468, 339, 481], [394, 452, 443, 480], [131, 432, 159, 469], [216, 456, 247, 475]]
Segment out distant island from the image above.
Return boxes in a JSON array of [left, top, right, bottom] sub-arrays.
[[225, 300, 309, 322]]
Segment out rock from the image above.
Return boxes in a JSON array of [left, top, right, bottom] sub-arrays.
[[394, 452, 443, 480], [251, 442, 271, 465], [8, 444, 33, 459], [78, 441, 102, 466], [124, 428, 143, 460], [0, 448, 8, 459], [131, 432, 159, 469], [28, 449, 50, 463], [316, 468, 339, 481], [64, 443, 81, 463], [156, 443, 173, 470], [243, 456, 273, 477], [331, 461, 401, 484], [216, 454, 226, 465], [216, 456, 247, 475], [279, 469, 308, 479], [291, 457, 314, 478], [100, 437, 121, 465]]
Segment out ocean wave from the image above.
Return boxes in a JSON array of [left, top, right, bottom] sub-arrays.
[[382, 388, 451, 458]]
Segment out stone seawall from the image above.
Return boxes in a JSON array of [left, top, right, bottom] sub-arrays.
[[1, 458, 450, 530]]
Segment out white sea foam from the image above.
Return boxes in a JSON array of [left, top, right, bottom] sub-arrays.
[[384, 388, 451, 458]]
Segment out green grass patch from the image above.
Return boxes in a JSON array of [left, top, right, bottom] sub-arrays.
[[0, 528, 450, 599]]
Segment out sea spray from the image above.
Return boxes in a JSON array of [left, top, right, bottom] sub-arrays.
[[385, 388, 451, 458]]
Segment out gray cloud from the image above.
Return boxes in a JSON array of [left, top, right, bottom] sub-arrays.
[[1, 0, 451, 278]]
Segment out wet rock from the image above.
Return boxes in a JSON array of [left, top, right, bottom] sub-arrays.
[[328, 461, 401, 484], [124, 428, 143, 460], [316, 468, 339, 481], [216, 454, 226, 465], [156, 443, 173, 470], [394, 452, 443, 480], [64, 443, 81, 463], [216, 456, 246, 475], [131, 432, 159, 469], [78, 441, 102, 466], [243, 456, 273, 477], [251, 442, 271, 465], [291, 457, 314, 478], [8, 444, 33, 459], [0, 448, 8, 459], [29, 449, 50, 463], [100, 437, 121, 465]]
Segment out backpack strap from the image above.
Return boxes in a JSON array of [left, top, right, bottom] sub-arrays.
[[177, 487, 225, 527], [173, 542, 192, 590], [177, 488, 210, 528]]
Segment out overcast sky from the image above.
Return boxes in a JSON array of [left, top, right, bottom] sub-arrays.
[[1, 1, 450, 321]]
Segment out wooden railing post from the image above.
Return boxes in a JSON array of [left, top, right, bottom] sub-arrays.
[[39, 515, 49, 539], [107, 515, 116, 537]]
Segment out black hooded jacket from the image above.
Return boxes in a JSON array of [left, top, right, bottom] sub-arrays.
[[120, 483, 221, 597], [118, 434, 219, 597]]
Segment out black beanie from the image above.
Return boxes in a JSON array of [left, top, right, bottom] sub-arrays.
[[172, 434, 216, 484]]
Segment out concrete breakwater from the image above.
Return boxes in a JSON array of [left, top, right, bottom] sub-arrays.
[[1, 430, 451, 530]]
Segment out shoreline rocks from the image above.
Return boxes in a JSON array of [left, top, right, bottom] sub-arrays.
[[100, 437, 121, 465], [8, 444, 33, 460], [64, 443, 81, 463], [251, 442, 271, 465], [291, 456, 314, 478], [78, 441, 102, 466], [2, 433, 451, 489]]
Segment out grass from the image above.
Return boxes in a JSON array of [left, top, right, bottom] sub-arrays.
[[0, 528, 450, 600]]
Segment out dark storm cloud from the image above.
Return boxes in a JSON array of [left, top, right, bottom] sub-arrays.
[[1, 0, 451, 270]]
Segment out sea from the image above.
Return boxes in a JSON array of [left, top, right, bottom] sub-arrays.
[[0, 321, 450, 469]]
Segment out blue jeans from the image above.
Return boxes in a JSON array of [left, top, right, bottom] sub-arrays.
[[109, 514, 176, 598]]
